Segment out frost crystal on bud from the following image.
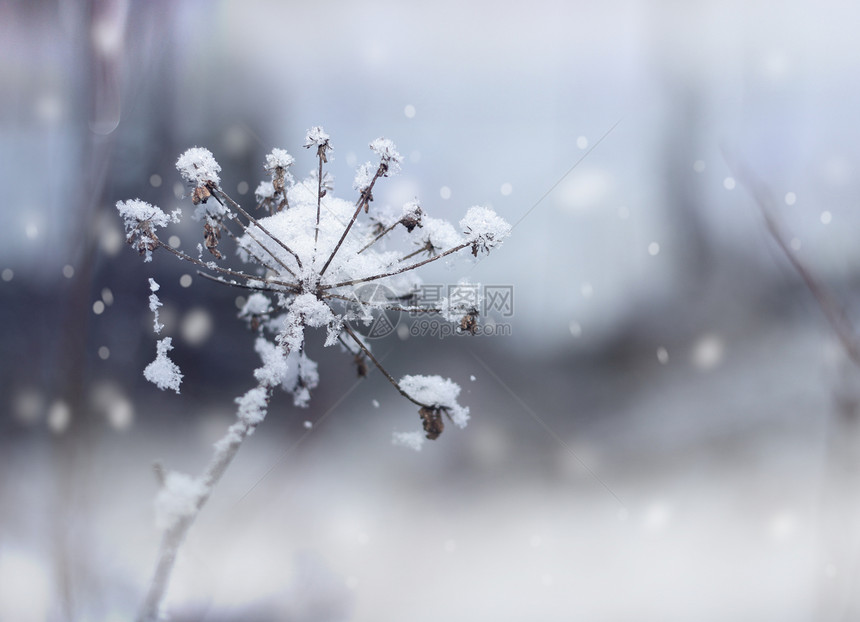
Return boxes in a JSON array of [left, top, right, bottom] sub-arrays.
[[304, 126, 332, 163], [265, 148, 295, 171], [420, 217, 463, 254], [176, 147, 221, 187], [116, 199, 180, 262], [117, 199, 173, 231], [354, 162, 375, 192], [400, 200, 423, 232], [460, 205, 511, 256], [369, 137, 403, 176], [400, 374, 470, 429]]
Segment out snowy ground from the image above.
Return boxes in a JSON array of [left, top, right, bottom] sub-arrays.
[[3, 317, 859, 621]]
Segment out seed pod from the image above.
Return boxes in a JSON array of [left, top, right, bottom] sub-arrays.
[[419, 406, 444, 440]]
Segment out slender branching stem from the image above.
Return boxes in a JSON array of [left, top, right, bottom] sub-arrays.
[[320, 291, 438, 314], [136, 386, 273, 622], [322, 241, 471, 291], [215, 187, 303, 270], [196, 271, 299, 294], [399, 241, 434, 263], [318, 163, 386, 277], [341, 323, 431, 408], [314, 153, 323, 255], [357, 221, 399, 254], [154, 239, 291, 287]]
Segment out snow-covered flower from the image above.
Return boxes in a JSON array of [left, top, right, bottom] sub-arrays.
[[460, 205, 512, 256], [369, 137, 403, 176], [264, 148, 295, 195], [120, 128, 509, 441], [265, 148, 295, 172], [116, 199, 180, 262], [304, 126, 332, 161], [176, 147, 221, 207]]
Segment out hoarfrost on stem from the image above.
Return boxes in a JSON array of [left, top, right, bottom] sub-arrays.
[[265, 148, 295, 171], [235, 386, 270, 427], [253, 337, 288, 388], [155, 471, 207, 531]]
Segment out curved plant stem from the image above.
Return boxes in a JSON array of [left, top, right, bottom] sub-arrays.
[[136, 385, 272, 622]]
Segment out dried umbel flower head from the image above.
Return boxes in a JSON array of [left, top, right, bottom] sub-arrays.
[[116, 199, 180, 262], [118, 127, 510, 442]]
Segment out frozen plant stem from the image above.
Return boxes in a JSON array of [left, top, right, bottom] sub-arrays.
[[118, 128, 510, 618], [137, 385, 271, 622]]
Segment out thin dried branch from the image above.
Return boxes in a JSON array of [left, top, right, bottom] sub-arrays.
[[195, 271, 298, 294], [341, 323, 431, 408], [318, 162, 387, 277], [215, 186, 304, 270], [732, 159, 860, 366], [399, 240, 434, 263], [322, 241, 471, 291], [357, 220, 399, 254], [153, 238, 294, 288]]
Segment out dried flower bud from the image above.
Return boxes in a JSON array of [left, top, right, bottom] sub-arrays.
[[354, 353, 368, 377], [204, 222, 222, 259], [304, 126, 332, 163], [400, 201, 423, 232], [419, 406, 444, 440], [192, 185, 211, 205], [459, 309, 479, 335]]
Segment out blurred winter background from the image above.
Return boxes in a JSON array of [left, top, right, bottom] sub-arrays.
[[4, 0, 860, 620]]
